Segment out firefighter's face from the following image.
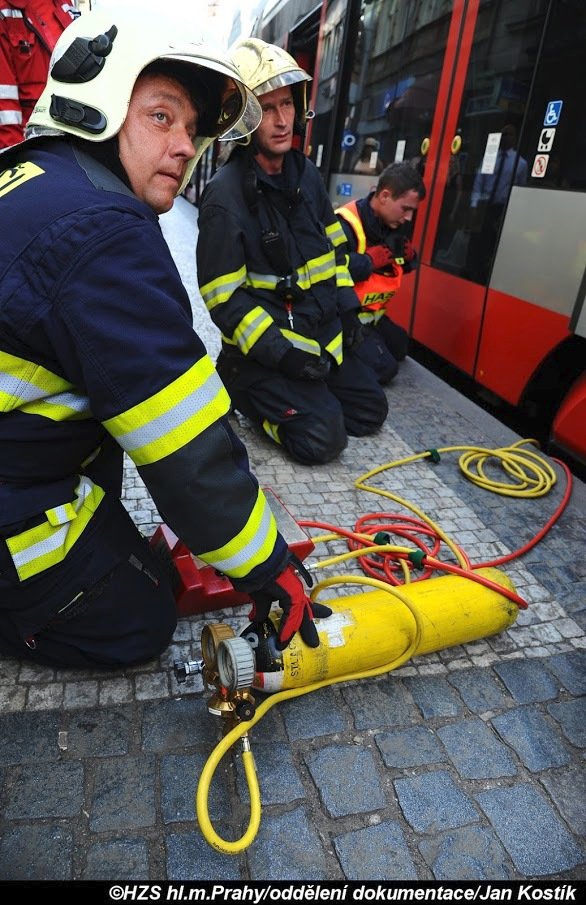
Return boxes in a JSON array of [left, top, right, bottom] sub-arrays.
[[253, 85, 296, 171], [118, 72, 198, 214], [375, 189, 421, 228]]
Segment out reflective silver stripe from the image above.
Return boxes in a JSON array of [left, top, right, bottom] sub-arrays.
[[0, 110, 22, 125], [113, 366, 225, 454], [0, 370, 90, 413], [210, 499, 273, 574], [0, 9, 24, 17], [0, 85, 19, 100], [9, 477, 93, 572]]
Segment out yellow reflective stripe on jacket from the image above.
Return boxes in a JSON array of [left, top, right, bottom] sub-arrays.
[[0, 351, 90, 420], [281, 329, 321, 356], [103, 356, 231, 467], [336, 262, 354, 288], [324, 332, 344, 365], [5, 476, 105, 581], [247, 249, 338, 295], [358, 308, 381, 325], [336, 202, 366, 253], [202, 488, 279, 579], [233, 306, 274, 354], [200, 264, 247, 311], [325, 220, 348, 248]]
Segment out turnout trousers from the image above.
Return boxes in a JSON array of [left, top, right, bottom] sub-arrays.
[[217, 347, 389, 466], [0, 495, 177, 669]]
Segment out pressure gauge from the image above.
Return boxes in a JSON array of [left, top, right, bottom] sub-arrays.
[[201, 623, 235, 672], [217, 637, 256, 691]]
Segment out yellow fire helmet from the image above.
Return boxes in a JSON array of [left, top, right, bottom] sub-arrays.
[[229, 37, 313, 126], [24, 8, 262, 191]]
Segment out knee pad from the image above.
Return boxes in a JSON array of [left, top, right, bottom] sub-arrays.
[[282, 412, 347, 465]]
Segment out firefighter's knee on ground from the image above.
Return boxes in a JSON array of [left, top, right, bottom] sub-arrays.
[[345, 389, 388, 437], [282, 411, 347, 465]]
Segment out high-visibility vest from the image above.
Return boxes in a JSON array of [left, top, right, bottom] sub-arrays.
[[337, 200, 402, 320]]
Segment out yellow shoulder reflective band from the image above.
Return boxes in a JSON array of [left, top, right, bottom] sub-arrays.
[[336, 202, 366, 253], [6, 476, 105, 582], [0, 161, 45, 199]]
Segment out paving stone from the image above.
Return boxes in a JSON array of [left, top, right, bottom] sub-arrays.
[[476, 783, 584, 875], [547, 698, 586, 748], [305, 744, 386, 817], [342, 677, 417, 730], [447, 666, 511, 712], [67, 706, 133, 757], [403, 675, 464, 718], [236, 741, 305, 806], [246, 806, 329, 880], [0, 711, 61, 765], [494, 658, 560, 702], [418, 825, 514, 880], [141, 697, 218, 751], [280, 687, 347, 740], [82, 839, 150, 880], [3, 760, 84, 818], [165, 830, 241, 881], [491, 706, 572, 772], [545, 650, 586, 694], [436, 718, 517, 779], [90, 756, 157, 832], [161, 752, 230, 824], [334, 821, 418, 880], [0, 824, 72, 880], [540, 765, 586, 836], [375, 725, 446, 768], [394, 770, 479, 833]]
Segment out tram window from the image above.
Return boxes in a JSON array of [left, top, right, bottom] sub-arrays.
[[433, 0, 585, 283]]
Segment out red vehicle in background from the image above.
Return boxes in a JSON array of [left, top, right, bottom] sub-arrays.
[[233, 0, 585, 471]]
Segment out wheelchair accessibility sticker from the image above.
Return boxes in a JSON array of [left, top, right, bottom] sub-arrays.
[[543, 100, 563, 126]]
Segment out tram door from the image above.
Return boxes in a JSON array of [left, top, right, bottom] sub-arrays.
[[320, 0, 586, 399]]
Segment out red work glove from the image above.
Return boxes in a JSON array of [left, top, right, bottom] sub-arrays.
[[366, 244, 395, 272], [248, 554, 332, 649], [401, 237, 416, 264]]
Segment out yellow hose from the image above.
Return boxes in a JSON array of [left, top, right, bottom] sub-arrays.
[[197, 440, 557, 854], [196, 576, 424, 855]]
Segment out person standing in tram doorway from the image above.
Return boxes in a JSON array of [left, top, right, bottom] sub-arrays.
[[197, 38, 388, 466], [465, 123, 528, 283], [0, 0, 79, 149], [336, 162, 426, 385]]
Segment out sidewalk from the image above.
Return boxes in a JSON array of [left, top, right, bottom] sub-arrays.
[[0, 197, 584, 882]]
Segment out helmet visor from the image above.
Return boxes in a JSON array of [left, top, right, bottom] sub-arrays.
[[218, 80, 261, 142]]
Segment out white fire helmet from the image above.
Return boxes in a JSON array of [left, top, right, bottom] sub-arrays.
[[24, 9, 262, 192]]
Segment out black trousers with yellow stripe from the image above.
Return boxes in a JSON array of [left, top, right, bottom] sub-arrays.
[[217, 346, 389, 466], [0, 497, 177, 669]]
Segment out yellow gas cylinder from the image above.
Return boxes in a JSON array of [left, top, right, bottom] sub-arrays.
[[250, 567, 519, 692]]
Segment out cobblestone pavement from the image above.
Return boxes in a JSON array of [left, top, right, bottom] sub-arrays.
[[0, 198, 584, 882]]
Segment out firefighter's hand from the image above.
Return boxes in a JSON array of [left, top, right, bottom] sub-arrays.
[[401, 237, 416, 263], [248, 554, 332, 650], [279, 348, 331, 380], [366, 244, 395, 272], [340, 309, 365, 349]]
